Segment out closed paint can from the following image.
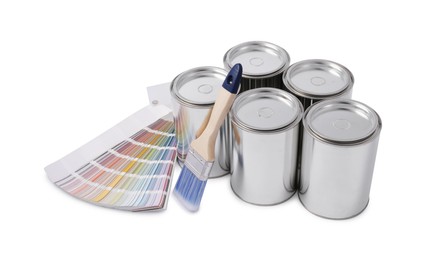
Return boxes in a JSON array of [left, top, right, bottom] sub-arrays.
[[224, 41, 290, 93], [283, 59, 354, 110], [230, 88, 303, 205], [299, 99, 382, 219], [170, 66, 230, 178]]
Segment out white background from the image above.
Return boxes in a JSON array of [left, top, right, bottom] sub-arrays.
[[1, 1, 425, 259]]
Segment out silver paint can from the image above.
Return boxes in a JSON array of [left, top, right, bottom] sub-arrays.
[[299, 99, 382, 219], [170, 66, 230, 178], [224, 41, 290, 93], [283, 59, 354, 110], [230, 88, 303, 205]]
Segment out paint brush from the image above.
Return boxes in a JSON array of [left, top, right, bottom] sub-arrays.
[[173, 63, 243, 211]]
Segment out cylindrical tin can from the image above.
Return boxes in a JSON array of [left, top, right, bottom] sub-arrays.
[[170, 66, 230, 178], [230, 88, 303, 205], [283, 59, 354, 110], [299, 99, 382, 219], [224, 41, 290, 93]]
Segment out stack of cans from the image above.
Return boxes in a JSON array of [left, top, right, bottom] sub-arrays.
[[170, 41, 382, 219]]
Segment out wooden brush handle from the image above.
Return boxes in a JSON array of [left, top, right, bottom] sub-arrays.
[[195, 109, 212, 138], [191, 87, 236, 161]]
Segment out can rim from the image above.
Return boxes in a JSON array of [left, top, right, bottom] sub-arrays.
[[170, 66, 227, 108], [223, 41, 290, 79], [303, 99, 382, 146], [231, 88, 303, 133], [283, 59, 354, 99]]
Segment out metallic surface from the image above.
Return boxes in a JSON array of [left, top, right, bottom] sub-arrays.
[[305, 100, 379, 144], [184, 147, 214, 181], [299, 99, 382, 219], [171, 67, 226, 107], [283, 59, 354, 110], [224, 41, 290, 92], [230, 88, 303, 205], [171, 66, 230, 178]]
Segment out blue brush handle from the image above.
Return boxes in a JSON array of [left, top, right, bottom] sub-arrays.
[[222, 63, 243, 94]]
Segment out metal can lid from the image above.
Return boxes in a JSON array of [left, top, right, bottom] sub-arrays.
[[170, 66, 227, 107], [283, 59, 354, 99], [304, 99, 382, 145], [231, 88, 303, 132], [224, 41, 290, 78]]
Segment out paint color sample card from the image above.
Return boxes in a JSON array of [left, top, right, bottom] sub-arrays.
[[45, 104, 177, 211]]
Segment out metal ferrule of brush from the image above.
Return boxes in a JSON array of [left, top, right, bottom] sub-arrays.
[[185, 147, 214, 181]]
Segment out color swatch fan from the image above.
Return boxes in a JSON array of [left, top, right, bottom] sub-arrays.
[[45, 104, 177, 211]]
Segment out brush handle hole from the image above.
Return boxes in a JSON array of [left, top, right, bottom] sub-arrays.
[[226, 75, 234, 85]]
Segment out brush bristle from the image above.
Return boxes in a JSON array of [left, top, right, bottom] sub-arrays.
[[173, 165, 207, 212]]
